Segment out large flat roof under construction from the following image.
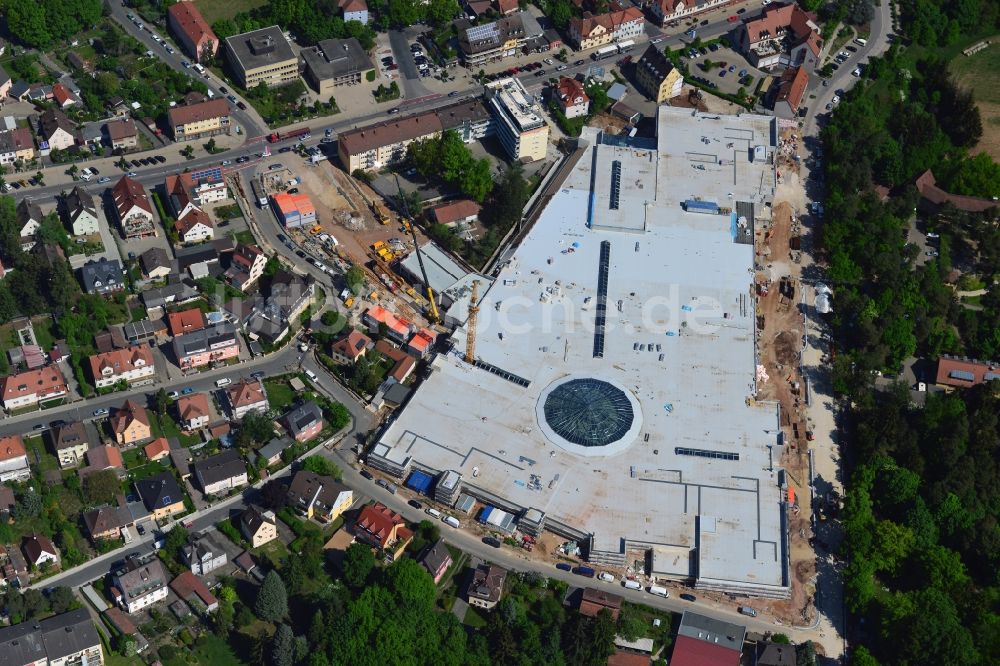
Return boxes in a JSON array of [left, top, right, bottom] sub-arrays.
[[372, 107, 789, 597]]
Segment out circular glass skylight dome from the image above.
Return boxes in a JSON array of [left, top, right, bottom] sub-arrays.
[[537, 378, 641, 454]]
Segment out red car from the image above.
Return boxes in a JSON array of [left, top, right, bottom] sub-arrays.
[[727, 15, 739, 22]]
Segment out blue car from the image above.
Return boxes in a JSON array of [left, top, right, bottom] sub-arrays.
[[719, 70, 727, 77], [181, 387, 194, 395], [556, 563, 572, 572]]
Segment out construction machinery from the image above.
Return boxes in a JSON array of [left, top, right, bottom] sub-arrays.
[[394, 175, 440, 323], [371, 201, 391, 225], [465, 279, 480, 364]]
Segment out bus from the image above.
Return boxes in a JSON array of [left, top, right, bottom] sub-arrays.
[[593, 45, 619, 61], [616, 40, 636, 53]]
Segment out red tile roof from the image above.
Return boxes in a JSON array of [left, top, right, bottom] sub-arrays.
[[144, 437, 172, 460], [227, 379, 267, 408], [0, 435, 26, 462], [915, 170, 998, 214], [111, 399, 150, 434], [52, 83, 73, 107], [170, 570, 218, 609], [671, 635, 741, 666], [430, 199, 481, 225], [167, 98, 230, 128], [571, 7, 644, 40], [89, 346, 155, 383], [774, 66, 808, 112], [374, 340, 416, 383], [176, 207, 213, 237], [177, 393, 210, 424], [167, 308, 206, 336], [0, 366, 68, 403], [608, 651, 651, 666], [935, 355, 1000, 387], [86, 444, 124, 470], [106, 118, 137, 140], [355, 502, 408, 548], [112, 176, 153, 217], [167, 1, 217, 53], [743, 4, 822, 56], [332, 329, 372, 360]]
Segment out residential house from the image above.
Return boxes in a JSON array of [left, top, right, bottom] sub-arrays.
[[568, 7, 645, 51], [457, 14, 528, 67], [164, 171, 229, 219], [144, 437, 172, 461], [467, 563, 507, 609], [0, 609, 103, 666], [245, 271, 316, 344], [63, 185, 99, 236], [223, 26, 299, 89], [0, 127, 35, 166], [755, 642, 796, 666], [270, 191, 317, 229], [112, 556, 169, 613], [142, 281, 200, 314], [634, 44, 684, 103], [579, 587, 622, 620], [168, 1, 219, 62], [22, 533, 59, 568], [771, 65, 808, 119], [80, 444, 125, 478], [105, 118, 138, 152], [225, 379, 269, 419], [181, 535, 227, 575], [170, 571, 219, 613], [240, 507, 278, 547], [135, 472, 186, 520], [732, 3, 822, 72], [287, 470, 353, 522], [935, 355, 1000, 388], [192, 449, 248, 495], [15, 198, 42, 251], [0, 366, 68, 411], [112, 176, 156, 238], [554, 77, 590, 118], [79, 258, 125, 295], [651, 0, 729, 24], [301, 38, 374, 95], [88, 346, 156, 389], [282, 401, 323, 442], [175, 208, 215, 244], [110, 400, 152, 446], [167, 98, 231, 142], [374, 340, 416, 383], [255, 437, 292, 467], [224, 243, 267, 291], [330, 329, 371, 364], [51, 421, 90, 468], [363, 305, 414, 343], [406, 328, 437, 358], [428, 199, 481, 228], [0, 435, 30, 482], [38, 108, 78, 151], [167, 308, 206, 336], [669, 611, 745, 666], [172, 322, 239, 369], [354, 502, 413, 560], [140, 247, 173, 280], [176, 393, 211, 430], [340, 0, 369, 23], [418, 539, 452, 584], [83, 503, 135, 541], [123, 319, 169, 346], [0, 543, 29, 587], [51, 83, 78, 108]]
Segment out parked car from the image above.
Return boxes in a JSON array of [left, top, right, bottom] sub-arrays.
[[93, 408, 109, 417], [167, 390, 179, 399], [727, 15, 738, 21], [556, 563, 573, 572], [181, 387, 194, 395], [408, 499, 423, 510], [680, 593, 697, 602], [482, 536, 502, 548], [155, 155, 166, 163], [388, 108, 400, 114], [738, 606, 758, 617], [98, 176, 111, 183], [360, 470, 374, 480]]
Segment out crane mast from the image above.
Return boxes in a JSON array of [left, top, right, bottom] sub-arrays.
[[465, 279, 480, 364]]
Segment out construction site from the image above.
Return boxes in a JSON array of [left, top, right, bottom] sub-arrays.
[[367, 107, 808, 600]]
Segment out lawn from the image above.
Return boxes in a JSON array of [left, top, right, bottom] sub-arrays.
[[230, 229, 255, 245], [26, 438, 59, 473], [193, 0, 268, 24], [263, 377, 298, 413], [253, 538, 289, 569], [126, 459, 172, 485], [463, 605, 488, 628], [191, 633, 243, 665], [152, 413, 202, 447], [949, 35, 1000, 160]]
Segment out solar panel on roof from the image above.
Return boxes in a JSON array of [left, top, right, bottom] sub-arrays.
[[675, 447, 739, 461], [985, 372, 1000, 382], [609, 160, 622, 210], [593, 241, 610, 358], [466, 23, 500, 44], [949, 369, 976, 381]]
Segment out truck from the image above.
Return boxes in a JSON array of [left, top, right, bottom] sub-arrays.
[[250, 179, 267, 207], [267, 127, 311, 143]]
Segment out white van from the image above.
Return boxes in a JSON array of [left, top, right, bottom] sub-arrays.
[[442, 515, 460, 528], [854, 38, 867, 46], [304, 369, 318, 382], [79, 168, 93, 182], [426, 508, 442, 519], [623, 580, 642, 590], [193, 63, 206, 75], [648, 585, 669, 597], [598, 572, 615, 583], [215, 377, 232, 387]]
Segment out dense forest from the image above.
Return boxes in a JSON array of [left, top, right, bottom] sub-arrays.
[[819, 3, 1000, 665]]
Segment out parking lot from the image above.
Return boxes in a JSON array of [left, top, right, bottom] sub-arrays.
[[678, 42, 764, 98]]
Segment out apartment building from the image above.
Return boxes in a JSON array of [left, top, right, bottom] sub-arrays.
[[0, 609, 104, 666], [172, 322, 239, 369], [79, 257, 125, 295], [287, 470, 353, 522], [337, 99, 492, 172], [167, 98, 231, 141], [771, 65, 809, 119], [485, 77, 549, 162], [568, 7, 644, 51], [224, 26, 299, 89], [52, 421, 91, 468], [88, 346, 156, 389], [112, 557, 169, 613], [38, 108, 78, 151], [0, 435, 30, 482], [110, 400, 152, 447], [651, 0, 730, 25], [224, 243, 267, 291], [634, 44, 684, 103], [112, 176, 156, 239], [340, 0, 370, 23], [105, 118, 138, 151], [241, 507, 278, 547], [0, 366, 68, 410], [165, 171, 229, 219], [457, 14, 527, 66], [135, 472, 185, 520], [0, 127, 35, 166], [554, 76, 590, 118], [181, 535, 227, 575], [15, 198, 41, 250], [281, 401, 324, 442], [732, 3, 823, 71], [63, 185, 99, 236], [176, 393, 211, 430], [175, 208, 215, 244], [168, 0, 219, 62], [225, 379, 269, 419]]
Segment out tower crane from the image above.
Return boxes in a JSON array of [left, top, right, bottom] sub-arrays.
[[394, 175, 440, 323], [465, 279, 480, 364]]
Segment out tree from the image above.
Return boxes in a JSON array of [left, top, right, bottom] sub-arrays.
[[237, 410, 276, 448], [387, 0, 424, 27], [271, 624, 295, 666], [460, 158, 494, 203], [119, 636, 138, 657], [346, 265, 365, 293], [426, 0, 460, 25], [14, 490, 43, 519], [83, 469, 120, 505], [155, 388, 169, 416], [254, 570, 288, 620], [342, 542, 376, 588], [6, 0, 51, 48], [260, 479, 289, 510], [205, 138, 217, 153], [181, 145, 195, 160], [48, 586, 77, 614], [164, 525, 190, 555], [300, 455, 342, 479]]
